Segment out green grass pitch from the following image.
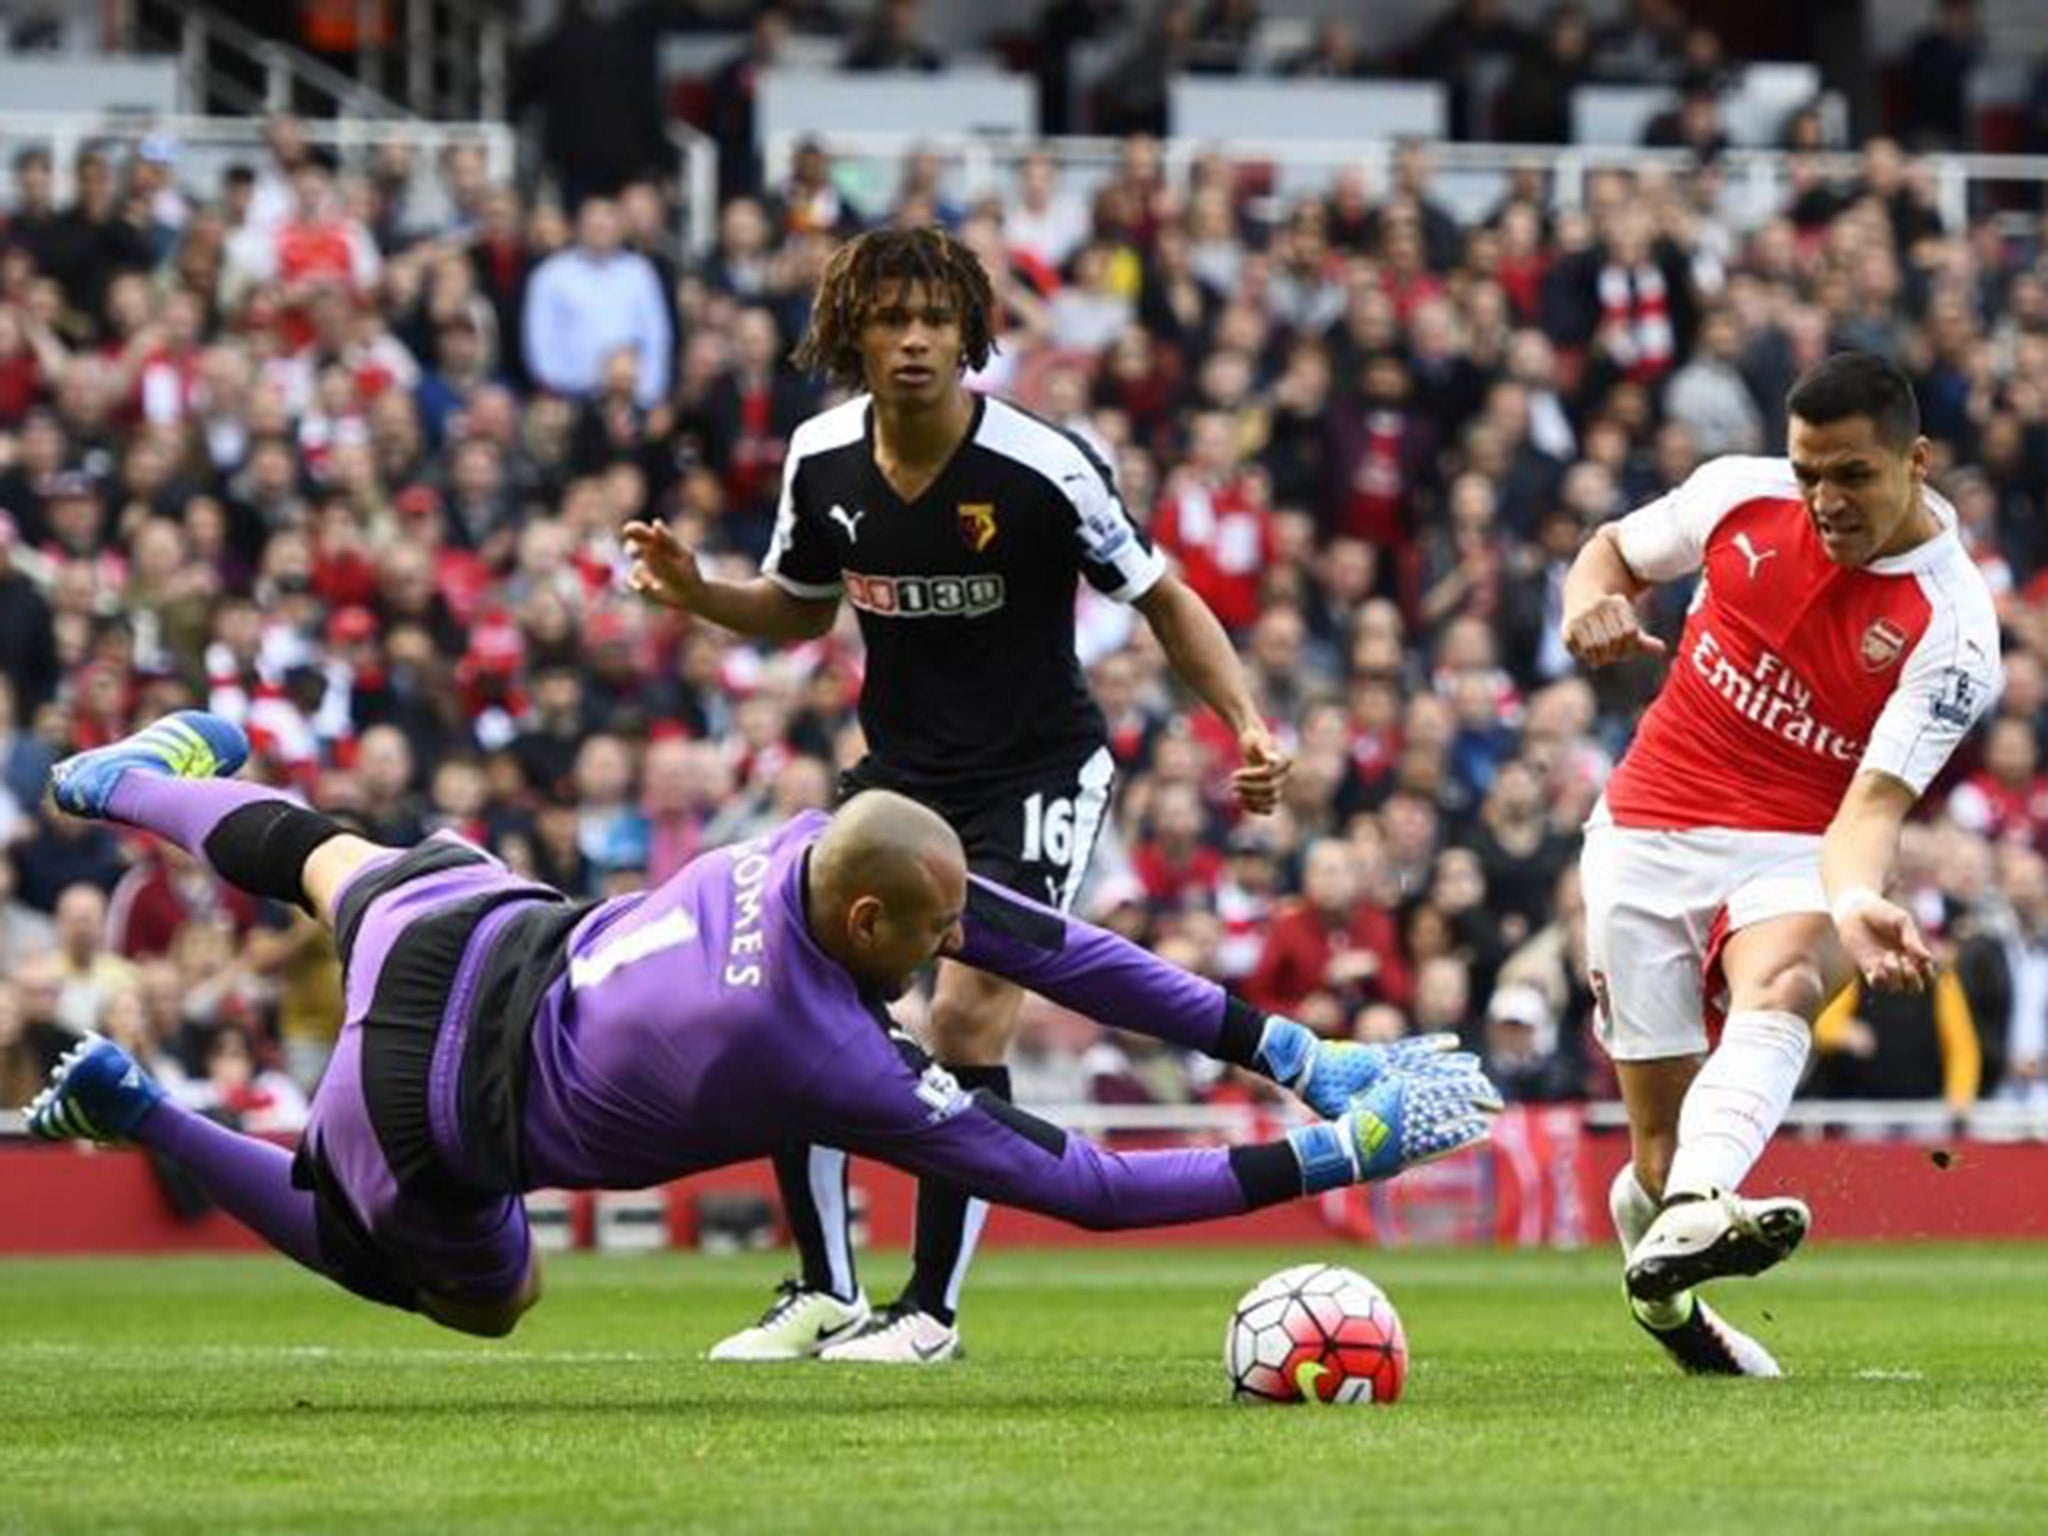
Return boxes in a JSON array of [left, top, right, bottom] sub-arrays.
[[5, 1244, 2048, 1535]]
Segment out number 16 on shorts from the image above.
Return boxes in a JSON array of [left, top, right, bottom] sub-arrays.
[[1021, 791, 1076, 866]]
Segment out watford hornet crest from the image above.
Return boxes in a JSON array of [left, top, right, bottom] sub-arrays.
[[957, 502, 998, 553]]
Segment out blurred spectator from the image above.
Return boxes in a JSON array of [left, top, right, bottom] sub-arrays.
[[1410, 952, 1475, 1044], [769, 139, 861, 242], [844, 0, 944, 72], [51, 882, 140, 1035], [1414, 0, 1532, 141], [1097, 1, 1196, 137], [0, 850, 55, 974], [1663, 308, 1765, 456], [1187, 0, 1259, 76], [1212, 825, 1280, 985], [96, 983, 190, 1102], [248, 147, 380, 347], [1151, 411, 1274, 635], [511, 0, 672, 209], [0, 981, 54, 1108], [15, 810, 126, 912], [1591, 0, 1689, 84], [1495, 6, 1591, 147], [1284, 19, 1370, 79], [1898, 0, 1982, 150], [1644, 81, 1731, 162], [188, 1023, 310, 1135], [1482, 982, 1578, 1101], [1810, 968, 1985, 1113], [1007, 152, 1091, 276], [3, 147, 61, 284], [1245, 837, 1412, 1027], [1461, 757, 1576, 941], [1947, 716, 2048, 848], [1543, 202, 1697, 395], [521, 196, 673, 409], [707, 7, 789, 202], [0, 513, 58, 716], [107, 844, 257, 959], [38, 146, 152, 341], [1131, 779, 1223, 914], [683, 306, 816, 558], [244, 904, 344, 1094]]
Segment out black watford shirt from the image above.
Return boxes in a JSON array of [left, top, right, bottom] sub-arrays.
[[762, 393, 1166, 793]]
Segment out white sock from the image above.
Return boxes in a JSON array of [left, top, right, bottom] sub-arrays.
[[1611, 1164, 1689, 1327], [1664, 1009, 1810, 1200], [1608, 1164, 1658, 1255]]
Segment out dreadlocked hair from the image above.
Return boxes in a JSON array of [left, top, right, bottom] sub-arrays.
[[793, 226, 997, 390]]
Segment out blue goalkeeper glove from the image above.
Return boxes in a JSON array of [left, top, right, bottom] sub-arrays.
[[1286, 1059, 1504, 1191], [1255, 1015, 1483, 1120]]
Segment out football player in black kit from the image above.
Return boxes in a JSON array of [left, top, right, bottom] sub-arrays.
[[624, 226, 1290, 1362]]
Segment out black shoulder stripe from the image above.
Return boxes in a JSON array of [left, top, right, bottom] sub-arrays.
[[966, 876, 1067, 952], [1051, 421, 1121, 499]]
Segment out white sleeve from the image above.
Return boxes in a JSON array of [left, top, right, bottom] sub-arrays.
[[1613, 456, 1787, 583], [1063, 442, 1165, 604], [760, 439, 842, 598], [1859, 569, 2004, 795]]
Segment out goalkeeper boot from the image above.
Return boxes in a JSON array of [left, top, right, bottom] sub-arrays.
[[51, 710, 249, 819], [25, 1033, 166, 1144]]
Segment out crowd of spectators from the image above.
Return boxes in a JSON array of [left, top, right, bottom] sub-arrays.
[[3, 8, 2048, 1140]]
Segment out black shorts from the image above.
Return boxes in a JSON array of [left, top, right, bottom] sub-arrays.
[[837, 746, 1115, 913]]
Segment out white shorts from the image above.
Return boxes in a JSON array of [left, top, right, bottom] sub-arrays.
[[1579, 802, 1826, 1062]]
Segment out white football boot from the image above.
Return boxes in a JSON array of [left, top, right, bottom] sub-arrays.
[[707, 1280, 870, 1361], [1626, 1189, 1811, 1302], [818, 1302, 963, 1364]]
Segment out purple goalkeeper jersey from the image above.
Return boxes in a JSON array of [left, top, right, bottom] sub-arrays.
[[512, 812, 1272, 1228]]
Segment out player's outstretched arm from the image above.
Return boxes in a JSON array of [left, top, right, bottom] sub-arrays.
[[621, 519, 839, 642], [812, 1041, 1501, 1232], [1560, 525, 1667, 669], [1824, 770, 1936, 993], [952, 875, 1481, 1115]]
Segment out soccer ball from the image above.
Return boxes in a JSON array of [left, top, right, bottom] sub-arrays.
[[1224, 1262, 1408, 1405]]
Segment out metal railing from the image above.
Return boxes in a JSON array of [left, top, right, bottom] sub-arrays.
[[769, 130, 2048, 239], [120, 0, 509, 123], [137, 3, 411, 120], [672, 125, 719, 261]]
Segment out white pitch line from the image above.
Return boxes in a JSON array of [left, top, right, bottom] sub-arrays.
[[0, 1342, 669, 1367]]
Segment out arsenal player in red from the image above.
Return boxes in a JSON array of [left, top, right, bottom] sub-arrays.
[[1564, 352, 2001, 1375]]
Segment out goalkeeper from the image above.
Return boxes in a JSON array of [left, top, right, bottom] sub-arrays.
[[21, 713, 1499, 1339]]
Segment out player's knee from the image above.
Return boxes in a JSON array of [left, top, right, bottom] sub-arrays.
[[419, 1273, 540, 1338], [424, 1297, 528, 1338], [1737, 958, 1830, 1020]]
